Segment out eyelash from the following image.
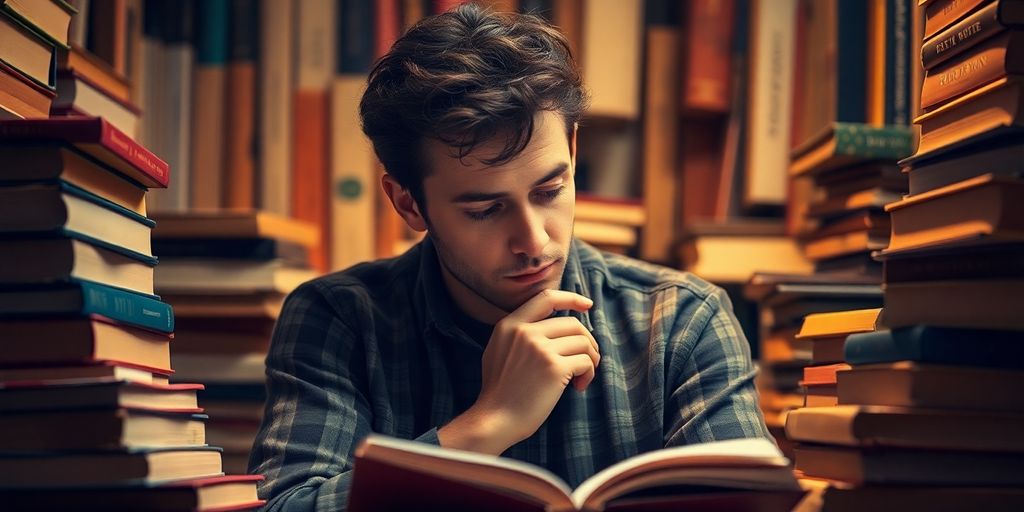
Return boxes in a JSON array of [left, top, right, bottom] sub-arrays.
[[465, 186, 566, 221]]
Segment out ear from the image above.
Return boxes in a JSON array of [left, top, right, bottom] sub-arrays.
[[382, 174, 428, 232]]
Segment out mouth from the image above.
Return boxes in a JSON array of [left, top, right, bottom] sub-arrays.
[[505, 260, 557, 285]]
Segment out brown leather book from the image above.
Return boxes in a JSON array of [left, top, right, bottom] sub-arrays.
[[909, 77, 1024, 161], [922, 0, 1024, 70], [921, 30, 1024, 110], [838, 361, 1024, 411], [787, 404, 1024, 452], [882, 173, 1024, 254], [923, 0, 988, 40]]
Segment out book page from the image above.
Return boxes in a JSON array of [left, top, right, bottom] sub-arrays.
[[571, 438, 792, 509]]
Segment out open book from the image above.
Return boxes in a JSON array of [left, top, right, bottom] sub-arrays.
[[347, 435, 804, 512]]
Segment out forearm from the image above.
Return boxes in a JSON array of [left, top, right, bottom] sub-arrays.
[[437, 405, 517, 456]]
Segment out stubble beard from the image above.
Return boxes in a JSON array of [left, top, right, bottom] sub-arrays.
[[430, 231, 568, 315]]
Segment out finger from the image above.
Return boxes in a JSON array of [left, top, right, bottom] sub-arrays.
[[552, 335, 600, 368], [509, 289, 593, 323], [533, 317, 599, 353], [562, 353, 597, 391]]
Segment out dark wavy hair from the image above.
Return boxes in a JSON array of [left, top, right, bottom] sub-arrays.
[[359, 3, 589, 211]]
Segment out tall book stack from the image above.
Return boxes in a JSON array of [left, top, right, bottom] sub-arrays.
[[787, 0, 917, 278], [785, 0, 1024, 508], [0, 0, 68, 119], [789, 124, 913, 277], [741, 273, 882, 457], [152, 211, 318, 474], [0, 116, 262, 510]]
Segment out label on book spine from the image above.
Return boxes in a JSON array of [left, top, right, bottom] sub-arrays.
[[79, 280, 174, 333]]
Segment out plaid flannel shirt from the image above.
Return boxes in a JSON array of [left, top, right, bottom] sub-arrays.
[[249, 237, 772, 511]]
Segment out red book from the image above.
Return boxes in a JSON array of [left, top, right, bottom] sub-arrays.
[[0, 117, 169, 188], [803, 363, 853, 386], [681, 0, 735, 114]]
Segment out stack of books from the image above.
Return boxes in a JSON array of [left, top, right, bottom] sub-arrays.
[[678, 220, 812, 284], [742, 273, 881, 457], [0, 117, 263, 510], [152, 210, 319, 474], [792, 308, 880, 409], [784, 1, 1024, 507], [789, 123, 913, 278]]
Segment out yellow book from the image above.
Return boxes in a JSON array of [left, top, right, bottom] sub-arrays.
[[796, 308, 881, 339]]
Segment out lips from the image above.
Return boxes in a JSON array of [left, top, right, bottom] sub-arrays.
[[506, 261, 556, 285]]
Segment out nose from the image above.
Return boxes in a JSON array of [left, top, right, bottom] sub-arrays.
[[508, 205, 549, 258]]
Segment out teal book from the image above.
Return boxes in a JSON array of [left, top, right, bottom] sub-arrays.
[[791, 122, 914, 175], [845, 326, 1024, 369], [0, 279, 174, 333]]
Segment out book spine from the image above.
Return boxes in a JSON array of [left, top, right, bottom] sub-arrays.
[[98, 119, 170, 188], [339, 0, 376, 73], [190, 0, 229, 209], [923, 1, 1008, 69], [883, 248, 1024, 282], [920, 32, 1019, 110], [836, 0, 869, 123], [924, 0, 988, 40], [884, 0, 912, 125], [833, 123, 914, 159], [0, 119, 163, 188], [681, 0, 734, 114], [79, 279, 174, 333], [224, 0, 258, 209]]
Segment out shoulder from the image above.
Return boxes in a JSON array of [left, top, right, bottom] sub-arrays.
[[284, 244, 421, 318], [575, 239, 726, 306]]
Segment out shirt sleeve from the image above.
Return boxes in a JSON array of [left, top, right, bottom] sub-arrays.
[[247, 281, 440, 511], [662, 286, 774, 447]]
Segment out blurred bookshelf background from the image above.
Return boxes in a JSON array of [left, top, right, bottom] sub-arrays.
[[1, 0, 1024, 509]]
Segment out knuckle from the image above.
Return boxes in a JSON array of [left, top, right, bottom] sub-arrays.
[[510, 323, 531, 339]]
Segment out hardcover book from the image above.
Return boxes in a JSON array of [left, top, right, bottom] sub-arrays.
[[348, 436, 803, 512]]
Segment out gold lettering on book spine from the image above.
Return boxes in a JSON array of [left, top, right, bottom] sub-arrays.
[[937, 55, 988, 87]]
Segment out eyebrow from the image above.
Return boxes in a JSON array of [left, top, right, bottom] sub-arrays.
[[451, 163, 570, 204]]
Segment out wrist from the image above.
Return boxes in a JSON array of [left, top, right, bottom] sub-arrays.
[[438, 404, 516, 455]]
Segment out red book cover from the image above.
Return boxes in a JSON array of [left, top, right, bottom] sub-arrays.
[[375, 0, 402, 59], [432, 0, 466, 14], [802, 363, 852, 386], [0, 117, 169, 188], [681, 0, 735, 114]]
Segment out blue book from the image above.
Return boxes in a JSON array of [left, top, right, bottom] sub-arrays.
[[845, 326, 1024, 369], [0, 279, 174, 333]]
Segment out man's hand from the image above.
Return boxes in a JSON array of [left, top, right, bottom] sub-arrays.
[[438, 290, 599, 455]]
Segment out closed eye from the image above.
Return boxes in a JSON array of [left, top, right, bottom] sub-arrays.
[[465, 203, 503, 220], [535, 186, 565, 202]]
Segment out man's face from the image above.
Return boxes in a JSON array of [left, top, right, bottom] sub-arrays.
[[420, 111, 576, 323]]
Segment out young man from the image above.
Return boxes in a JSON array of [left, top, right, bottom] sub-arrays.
[[250, 5, 771, 510]]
